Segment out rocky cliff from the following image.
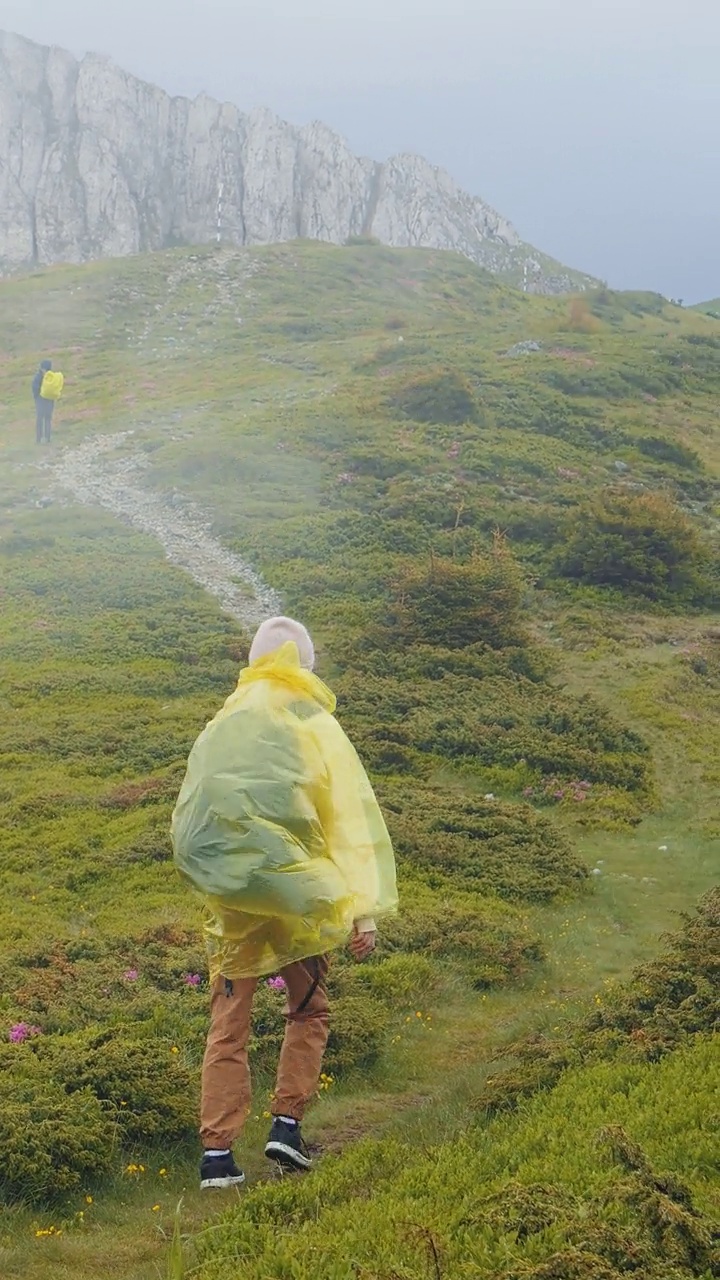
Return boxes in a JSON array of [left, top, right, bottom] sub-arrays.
[[0, 31, 595, 292]]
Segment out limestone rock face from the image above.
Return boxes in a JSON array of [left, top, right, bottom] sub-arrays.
[[0, 31, 595, 291]]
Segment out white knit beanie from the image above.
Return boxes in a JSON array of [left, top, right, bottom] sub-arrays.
[[248, 616, 315, 671]]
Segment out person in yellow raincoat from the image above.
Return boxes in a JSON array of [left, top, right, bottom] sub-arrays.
[[171, 616, 398, 1188]]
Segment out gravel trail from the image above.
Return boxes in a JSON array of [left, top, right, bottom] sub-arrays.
[[49, 432, 281, 629]]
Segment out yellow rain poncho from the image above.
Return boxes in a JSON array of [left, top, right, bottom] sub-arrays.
[[171, 643, 398, 980]]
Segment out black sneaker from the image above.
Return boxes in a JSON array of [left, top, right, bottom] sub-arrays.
[[265, 1118, 313, 1171], [200, 1151, 246, 1190]]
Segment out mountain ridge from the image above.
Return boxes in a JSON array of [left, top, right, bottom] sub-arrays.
[[0, 29, 597, 293]]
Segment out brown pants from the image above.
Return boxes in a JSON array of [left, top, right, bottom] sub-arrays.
[[200, 955, 330, 1151]]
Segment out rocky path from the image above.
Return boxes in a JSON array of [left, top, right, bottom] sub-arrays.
[[49, 432, 281, 629]]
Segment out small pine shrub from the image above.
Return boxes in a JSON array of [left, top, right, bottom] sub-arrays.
[[248, 982, 286, 1069], [565, 296, 600, 332], [482, 1127, 719, 1279], [336, 662, 651, 799], [636, 435, 701, 470], [585, 886, 720, 1053], [0, 1078, 114, 1200], [390, 367, 480, 425], [386, 536, 528, 651], [589, 288, 667, 321], [557, 489, 710, 600]]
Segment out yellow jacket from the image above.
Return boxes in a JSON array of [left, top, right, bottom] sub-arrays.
[[171, 643, 398, 979]]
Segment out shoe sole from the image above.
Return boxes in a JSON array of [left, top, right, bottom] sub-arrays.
[[200, 1175, 246, 1190], [265, 1141, 313, 1170]]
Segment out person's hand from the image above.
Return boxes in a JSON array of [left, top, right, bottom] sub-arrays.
[[349, 926, 377, 961]]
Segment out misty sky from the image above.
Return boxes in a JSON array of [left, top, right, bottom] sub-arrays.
[[3, 0, 719, 300]]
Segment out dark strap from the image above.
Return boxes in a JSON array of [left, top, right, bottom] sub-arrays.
[[223, 962, 321, 1010], [294, 957, 321, 1015]]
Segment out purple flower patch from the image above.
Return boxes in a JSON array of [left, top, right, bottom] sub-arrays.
[[9, 1023, 42, 1044]]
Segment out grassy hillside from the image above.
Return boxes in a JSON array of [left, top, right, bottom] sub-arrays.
[[0, 242, 718, 1278]]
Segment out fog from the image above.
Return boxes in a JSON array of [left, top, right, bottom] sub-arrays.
[[3, 0, 719, 299]]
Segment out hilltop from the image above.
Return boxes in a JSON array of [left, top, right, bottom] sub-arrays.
[[694, 298, 720, 318], [0, 242, 718, 1279], [0, 30, 595, 293]]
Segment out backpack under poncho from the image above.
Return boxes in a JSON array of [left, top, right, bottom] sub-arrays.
[[171, 643, 397, 980]]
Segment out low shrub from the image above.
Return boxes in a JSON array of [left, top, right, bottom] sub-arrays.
[[636, 435, 701, 470], [585, 886, 720, 1053], [335, 657, 651, 805], [248, 981, 287, 1070], [557, 490, 711, 601], [5, 929, 209, 1037], [381, 785, 586, 903], [0, 1074, 114, 1201], [38, 1030, 198, 1145], [383, 536, 528, 651], [332, 952, 440, 1006], [482, 1125, 719, 1279], [380, 885, 544, 986], [389, 367, 481, 425], [193, 1036, 720, 1279], [477, 887, 720, 1115], [325, 996, 390, 1075]]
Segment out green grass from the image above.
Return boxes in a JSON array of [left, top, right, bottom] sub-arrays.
[[190, 1036, 719, 1279], [0, 241, 718, 1277]]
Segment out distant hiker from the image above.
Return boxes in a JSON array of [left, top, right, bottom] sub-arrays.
[[172, 616, 398, 1190], [32, 359, 64, 444]]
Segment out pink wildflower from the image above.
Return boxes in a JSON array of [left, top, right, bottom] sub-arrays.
[[123, 969, 139, 982], [267, 977, 286, 992], [184, 974, 202, 987], [9, 1023, 42, 1044]]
